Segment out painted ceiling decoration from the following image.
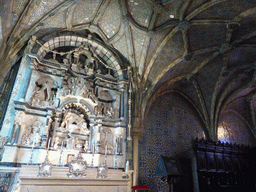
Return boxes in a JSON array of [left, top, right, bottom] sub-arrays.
[[0, 0, 256, 140]]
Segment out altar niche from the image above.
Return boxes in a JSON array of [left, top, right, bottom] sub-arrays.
[[0, 35, 129, 169]]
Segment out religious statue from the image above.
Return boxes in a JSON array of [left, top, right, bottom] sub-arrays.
[[11, 111, 24, 144], [53, 137, 60, 149], [104, 105, 114, 118], [31, 76, 56, 106]]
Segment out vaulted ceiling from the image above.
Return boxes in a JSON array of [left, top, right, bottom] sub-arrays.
[[0, 0, 256, 138]]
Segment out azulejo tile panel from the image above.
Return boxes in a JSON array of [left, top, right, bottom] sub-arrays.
[[139, 92, 205, 192]]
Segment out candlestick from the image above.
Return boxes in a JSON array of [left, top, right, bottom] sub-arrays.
[[125, 161, 129, 172], [58, 141, 64, 167], [104, 144, 108, 165], [61, 140, 63, 150], [114, 141, 118, 169], [91, 143, 95, 168], [28, 133, 36, 165], [47, 138, 51, 151]]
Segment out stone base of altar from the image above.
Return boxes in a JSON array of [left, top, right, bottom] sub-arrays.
[[19, 165, 132, 192]]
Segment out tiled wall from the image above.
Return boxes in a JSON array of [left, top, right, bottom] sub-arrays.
[[139, 91, 205, 192]]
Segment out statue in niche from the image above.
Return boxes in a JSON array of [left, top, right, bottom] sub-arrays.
[[100, 128, 113, 154], [30, 131, 41, 147], [68, 77, 76, 95], [21, 120, 42, 146], [31, 76, 56, 106], [81, 81, 90, 97], [65, 52, 72, 64], [85, 56, 98, 75], [15, 113, 34, 145], [60, 76, 76, 96], [70, 42, 100, 75], [11, 111, 25, 144], [73, 77, 85, 96]]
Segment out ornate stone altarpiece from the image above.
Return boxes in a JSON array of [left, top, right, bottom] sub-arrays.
[[0, 35, 132, 191]]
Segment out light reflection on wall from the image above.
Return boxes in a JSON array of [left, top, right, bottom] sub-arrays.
[[217, 112, 256, 146], [217, 123, 230, 143]]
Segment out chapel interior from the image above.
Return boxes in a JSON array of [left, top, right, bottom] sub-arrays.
[[0, 0, 256, 192]]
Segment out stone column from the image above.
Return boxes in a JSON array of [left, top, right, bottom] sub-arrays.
[[88, 116, 95, 153], [51, 117, 58, 147], [95, 118, 102, 153], [132, 132, 141, 186], [191, 153, 200, 192], [120, 89, 125, 119]]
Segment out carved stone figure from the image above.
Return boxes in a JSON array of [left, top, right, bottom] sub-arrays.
[[83, 140, 89, 152], [60, 76, 76, 96], [30, 131, 41, 147], [94, 103, 104, 115], [73, 77, 85, 96], [60, 112, 89, 135], [11, 111, 24, 144], [104, 105, 114, 118], [20, 120, 41, 146], [74, 138, 83, 151], [25, 36, 36, 54], [31, 76, 56, 106], [16, 112, 28, 145], [53, 137, 60, 149]]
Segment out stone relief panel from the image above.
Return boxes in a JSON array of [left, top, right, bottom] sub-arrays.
[[11, 111, 45, 147], [30, 75, 57, 107]]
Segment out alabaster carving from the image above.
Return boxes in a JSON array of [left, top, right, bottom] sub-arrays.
[[20, 120, 42, 146], [11, 111, 25, 144], [15, 114, 43, 147], [3, 36, 129, 170], [60, 112, 89, 135], [31, 75, 57, 106]]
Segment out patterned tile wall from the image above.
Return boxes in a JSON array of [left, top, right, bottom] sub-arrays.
[[139, 91, 205, 192]]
